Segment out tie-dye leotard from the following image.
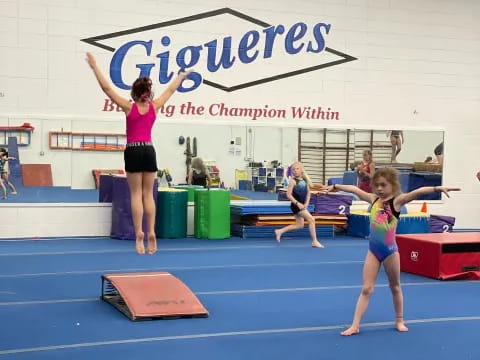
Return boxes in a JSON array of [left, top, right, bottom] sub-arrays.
[[369, 197, 400, 262]]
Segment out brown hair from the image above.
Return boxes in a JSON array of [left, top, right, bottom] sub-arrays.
[[131, 77, 153, 102], [371, 167, 401, 195]]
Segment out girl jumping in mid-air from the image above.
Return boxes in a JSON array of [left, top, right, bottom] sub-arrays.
[[86, 52, 190, 255], [275, 162, 324, 248], [322, 167, 459, 335]]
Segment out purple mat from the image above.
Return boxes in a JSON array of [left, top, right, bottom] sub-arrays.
[[110, 175, 158, 240], [429, 214, 455, 233], [313, 193, 353, 215], [98, 174, 113, 202]]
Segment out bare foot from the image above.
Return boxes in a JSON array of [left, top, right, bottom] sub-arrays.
[[11, 192, 17, 195], [396, 321, 408, 332], [147, 233, 157, 255], [274, 229, 281, 242], [341, 326, 360, 336], [135, 232, 145, 255], [312, 241, 324, 248]]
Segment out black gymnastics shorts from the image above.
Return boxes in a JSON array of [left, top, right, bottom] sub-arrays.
[[124, 143, 158, 173], [290, 203, 303, 215]]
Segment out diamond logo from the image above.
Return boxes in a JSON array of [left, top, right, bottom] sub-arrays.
[[82, 8, 357, 92]]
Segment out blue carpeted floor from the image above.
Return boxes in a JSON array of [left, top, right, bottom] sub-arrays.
[[0, 236, 479, 359], [0, 188, 275, 203], [0, 186, 99, 203]]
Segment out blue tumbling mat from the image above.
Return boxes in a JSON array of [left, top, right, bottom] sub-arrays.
[[230, 200, 315, 216], [231, 224, 334, 239]]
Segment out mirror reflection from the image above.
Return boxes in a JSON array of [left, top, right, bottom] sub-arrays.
[[0, 117, 74, 202], [298, 128, 355, 186], [0, 120, 444, 203], [351, 129, 444, 200]]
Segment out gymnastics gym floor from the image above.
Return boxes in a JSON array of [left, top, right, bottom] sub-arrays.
[[0, 235, 479, 360]]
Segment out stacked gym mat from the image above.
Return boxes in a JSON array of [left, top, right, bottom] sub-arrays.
[[230, 200, 343, 239], [173, 185, 204, 202]]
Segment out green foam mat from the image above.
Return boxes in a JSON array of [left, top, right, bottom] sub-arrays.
[[194, 188, 230, 239], [173, 185, 204, 202], [155, 189, 188, 238]]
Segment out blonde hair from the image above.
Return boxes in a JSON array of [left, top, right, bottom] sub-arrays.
[[191, 157, 207, 174], [372, 167, 401, 195], [363, 149, 372, 161], [291, 161, 312, 187]]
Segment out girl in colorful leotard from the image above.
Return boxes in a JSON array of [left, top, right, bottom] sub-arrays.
[[369, 196, 399, 261], [322, 167, 460, 336]]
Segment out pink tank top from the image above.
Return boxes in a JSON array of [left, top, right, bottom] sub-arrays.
[[126, 102, 156, 143]]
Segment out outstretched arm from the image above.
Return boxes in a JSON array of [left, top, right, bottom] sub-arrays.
[[395, 186, 461, 207], [152, 70, 192, 111], [321, 184, 377, 203], [85, 52, 132, 113]]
